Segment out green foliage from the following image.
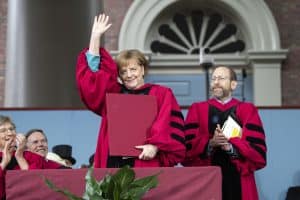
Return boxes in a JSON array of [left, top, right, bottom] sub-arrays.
[[45, 166, 159, 200]]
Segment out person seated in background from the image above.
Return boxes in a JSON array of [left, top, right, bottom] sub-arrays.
[[25, 129, 68, 169], [46, 152, 70, 167], [50, 144, 76, 168], [88, 154, 94, 167], [80, 153, 94, 168], [0, 115, 45, 199]]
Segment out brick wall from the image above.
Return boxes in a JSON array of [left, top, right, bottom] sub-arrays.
[[265, 0, 300, 105], [0, 0, 300, 106], [102, 0, 133, 50], [0, 0, 7, 107]]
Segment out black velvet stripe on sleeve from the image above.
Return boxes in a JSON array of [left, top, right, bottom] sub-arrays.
[[199, 152, 207, 159], [170, 121, 184, 131], [186, 143, 192, 151], [199, 142, 209, 159], [245, 123, 265, 135], [185, 134, 195, 141], [171, 133, 185, 145], [184, 123, 199, 130], [246, 136, 266, 147], [250, 143, 266, 161], [171, 110, 184, 120]]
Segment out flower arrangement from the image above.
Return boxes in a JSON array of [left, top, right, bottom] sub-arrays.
[[45, 166, 159, 200]]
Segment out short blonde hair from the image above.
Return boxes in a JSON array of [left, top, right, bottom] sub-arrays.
[[115, 49, 148, 74]]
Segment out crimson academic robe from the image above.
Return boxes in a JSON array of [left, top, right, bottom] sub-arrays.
[[76, 48, 186, 168], [183, 98, 267, 200], [0, 151, 45, 199]]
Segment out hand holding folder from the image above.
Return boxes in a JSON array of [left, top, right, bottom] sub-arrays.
[[222, 115, 242, 139], [106, 93, 157, 157]]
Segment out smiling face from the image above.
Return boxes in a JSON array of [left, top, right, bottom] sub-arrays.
[[0, 122, 17, 152], [26, 131, 48, 157], [210, 66, 237, 102], [116, 49, 147, 90], [118, 59, 145, 90]]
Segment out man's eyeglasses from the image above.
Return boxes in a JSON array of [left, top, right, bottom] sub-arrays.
[[0, 127, 16, 134], [211, 76, 230, 82]]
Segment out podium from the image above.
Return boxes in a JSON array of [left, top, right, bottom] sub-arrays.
[[6, 166, 221, 200]]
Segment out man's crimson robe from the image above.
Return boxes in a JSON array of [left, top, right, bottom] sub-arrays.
[[183, 98, 267, 200]]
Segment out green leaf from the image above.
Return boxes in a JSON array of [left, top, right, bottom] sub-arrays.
[[103, 175, 115, 199], [45, 166, 159, 200], [45, 178, 83, 200], [131, 173, 159, 190], [84, 167, 101, 198], [112, 182, 121, 200], [122, 171, 160, 200], [124, 187, 149, 200], [111, 165, 135, 191]]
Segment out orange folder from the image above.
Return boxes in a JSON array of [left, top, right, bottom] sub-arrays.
[[106, 93, 158, 157]]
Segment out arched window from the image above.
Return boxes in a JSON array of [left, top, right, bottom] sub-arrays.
[[151, 11, 245, 55], [119, 0, 287, 106]]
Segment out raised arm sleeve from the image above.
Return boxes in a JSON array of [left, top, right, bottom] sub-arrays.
[[85, 51, 100, 72], [76, 48, 120, 115]]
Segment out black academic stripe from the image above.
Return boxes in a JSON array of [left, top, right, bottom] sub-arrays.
[[185, 134, 195, 141], [186, 143, 192, 151], [246, 136, 266, 147], [171, 133, 185, 145], [199, 152, 207, 159], [250, 143, 266, 161], [198, 143, 209, 159], [171, 110, 184, 120], [246, 123, 265, 135], [184, 123, 199, 130], [170, 121, 184, 131]]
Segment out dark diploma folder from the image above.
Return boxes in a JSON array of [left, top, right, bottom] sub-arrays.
[[106, 93, 158, 157]]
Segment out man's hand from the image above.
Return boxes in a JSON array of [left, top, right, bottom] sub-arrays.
[[135, 144, 158, 160], [15, 134, 26, 157], [209, 124, 229, 148], [15, 133, 29, 170]]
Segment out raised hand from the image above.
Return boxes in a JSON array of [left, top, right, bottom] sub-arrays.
[[89, 13, 112, 55], [15, 133, 26, 156], [91, 14, 112, 38], [0, 137, 14, 170], [15, 133, 29, 170]]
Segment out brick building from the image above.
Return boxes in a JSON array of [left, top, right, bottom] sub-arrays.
[[0, 0, 299, 107]]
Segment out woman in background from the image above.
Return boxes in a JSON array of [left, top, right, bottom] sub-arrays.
[[0, 115, 45, 199]]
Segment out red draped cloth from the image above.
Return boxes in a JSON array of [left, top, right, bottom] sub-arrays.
[[6, 166, 221, 200]]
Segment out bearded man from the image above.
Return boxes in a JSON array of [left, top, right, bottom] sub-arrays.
[[183, 66, 267, 200]]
